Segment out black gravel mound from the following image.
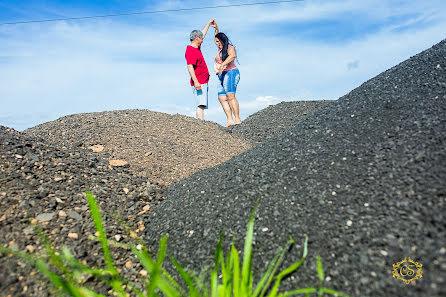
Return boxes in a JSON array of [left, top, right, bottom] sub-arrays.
[[145, 40, 446, 297], [225, 100, 332, 145], [0, 126, 165, 296]]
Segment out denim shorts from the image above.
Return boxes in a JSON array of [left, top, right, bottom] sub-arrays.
[[192, 83, 208, 109], [217, 68, 240, 96]]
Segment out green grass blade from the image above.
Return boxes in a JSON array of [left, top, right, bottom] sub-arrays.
[[316, 255, 324, 297], [258, 236, 296, 297], [86, 192, 126, 297], [280, 287, 318, 297], [241, 198, 260, 296], [276, 236, 308, 279], [253, 247, 282, 297], [231, 244, 240, 297], [86, 192, 114, 272], [132, 247, 182, 297], [169, 252, 201, 297], [211, 270, 218, 297], [316, 256, 324, 282], [35, 259, 85, 297], [224, 247, 233, 297], [78, 287, 107, 297], [147, 235, 168, 297], [267, 236, 308, 297]]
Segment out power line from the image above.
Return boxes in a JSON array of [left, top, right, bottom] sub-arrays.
[[0, 0, 304, 26]]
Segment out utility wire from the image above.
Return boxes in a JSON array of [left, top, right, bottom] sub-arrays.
[[0, 0, 304, 26]]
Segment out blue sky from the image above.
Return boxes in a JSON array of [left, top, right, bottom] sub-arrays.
[[1, 0, 445, 130]]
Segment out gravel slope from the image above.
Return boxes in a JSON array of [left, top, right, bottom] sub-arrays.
[[225, 100, 332, 145], [145, 40, 446, 297], [0, 126, 167, 296], [26, 110, 252, 185]]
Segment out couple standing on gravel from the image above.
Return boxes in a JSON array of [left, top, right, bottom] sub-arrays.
[[185, 19, 241, 127]]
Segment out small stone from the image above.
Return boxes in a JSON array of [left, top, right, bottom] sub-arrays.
[[68, 233, 79, 239], [125, 261, 133, 269], [332, 191, 337, 196], [136, 244, 142, 250], [364, 203, 369, 207], [123, 188, 129, 194], [143, 205, 150, 211], [145, 152, 152, 156], [95, 231, 100, 237], [346, 220, 353, 227], [68, 211, 82, 220], [36, 213, 55, 222], [26, 245, 35, 253], [88, 145, 104, 152], [54, 177, 63, 182], [380, 250, 388, 256], [262, 227, 269, 232], [139, 269, 148, 277], [55, 197, 64, 203], [58, 210, 67, 217], [15, 154, 23, 159], [440, 247, 446, 254], [23, 226, 34, 235], [109, 160, 129, 167], [1, 192, 6, 196], [114, 235, 122, 242]]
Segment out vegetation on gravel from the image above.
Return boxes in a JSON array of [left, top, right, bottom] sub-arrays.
[[1, 192, 350, 297]]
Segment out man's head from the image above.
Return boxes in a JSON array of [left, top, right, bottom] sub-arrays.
[[190, 30, 204, 46]]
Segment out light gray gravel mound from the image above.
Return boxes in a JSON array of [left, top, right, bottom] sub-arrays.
[[25, 110, 251, 185], [145, 40, 446, 297]]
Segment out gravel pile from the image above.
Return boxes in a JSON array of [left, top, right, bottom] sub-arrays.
[[0, 126, 166, 296], [145, 40, 446, 297], [226, 100, 332, 145], [25, 110, 252, 185]]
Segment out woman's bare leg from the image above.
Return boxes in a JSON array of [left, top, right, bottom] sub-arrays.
[[219, 95, 235, 127], [227, 94, 241, 124]]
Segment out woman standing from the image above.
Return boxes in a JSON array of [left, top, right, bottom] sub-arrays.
[[212, 22, 241, 127]]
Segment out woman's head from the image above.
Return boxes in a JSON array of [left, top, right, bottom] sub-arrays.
[[215, 32, 230, 61]]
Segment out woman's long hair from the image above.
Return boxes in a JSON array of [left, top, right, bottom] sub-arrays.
[[215, 32, 231, 62]]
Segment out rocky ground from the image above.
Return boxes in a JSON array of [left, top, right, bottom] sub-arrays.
[[225, 100, 332, 145], [0, 125, 166, 296], [25, 110, 252, 185], [145, 39, 446, 297]]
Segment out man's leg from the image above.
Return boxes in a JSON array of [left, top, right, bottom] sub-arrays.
[[196, 106, 204, 120], [219, 95, 235, 127], [227, 94, 241, 124]]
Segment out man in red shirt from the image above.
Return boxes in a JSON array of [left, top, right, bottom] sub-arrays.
[[185, 19, 215, 120]]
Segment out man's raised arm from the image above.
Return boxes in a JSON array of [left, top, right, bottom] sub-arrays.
[[201, 19, 215, 39]]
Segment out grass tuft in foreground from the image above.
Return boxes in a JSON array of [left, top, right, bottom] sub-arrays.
[[0, 192, 351, 297]]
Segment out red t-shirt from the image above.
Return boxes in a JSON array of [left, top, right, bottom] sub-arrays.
[[185, 45, 210, 86]]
